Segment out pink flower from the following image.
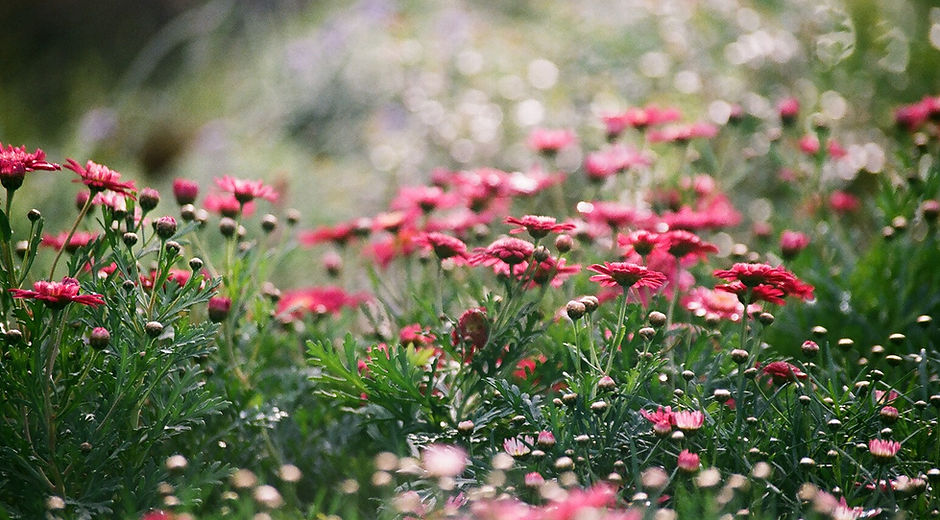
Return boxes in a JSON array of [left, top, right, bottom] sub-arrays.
[[761, 361, 808, 385], [65, 159, 136, 198], [41, 231, 99, 253], [777, 97, 800, 124], [641, 406, 675, 434], [527, 128, 576, 154], [588, 262, 667, 290], [276, 287, 368, 319], [469, 237, 534, 267], [618, 230, 663, 256], [661, 230, 718, 259], [677, 450, 701, 472], [9, 277, 105, 309], [647, 122, 718, 143], [673, 410, 704, 431], [503, 436, 533, 457], [583, 145, 652, 181], [829, 191, 860, 213], [451, 308, 489, 361], [207, 296, 232, 323], [172, 179, 199, 205], [0, 142, 60, 190], [524, 472, 545, 487], [204, 193, 254, 218], [714, 263, 813, 301], [415, 232, 468, 260], [780, 230, 810, 259], [505, 215, 575, 239], [422, 444, 467, 477], [391, 185, 457, 213], [537, 430, 556, 447], [601, 105, 681, 136], [684, 286, 753, 322], [868, 439, 901, 461], [214, 175, 278, 203], [400, 324, 436, 346]]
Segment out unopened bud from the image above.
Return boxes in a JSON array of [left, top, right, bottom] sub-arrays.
[[145, 321, 164, 338], [123, 232, 139, 247], [648, 311, 667, 328], [801, 340, 819, 357], [219, 217, 237, 238], [730, 349, 749, 364], [566, 300, 586, 320], [286, 209, 301, 226], [189, 257, 203, 271], [90, 327, 110, 350], [261, 214, 277, 233], [154, 216, 178, 240], [140, 188, 160, 212], [554, 234, 573, 253]]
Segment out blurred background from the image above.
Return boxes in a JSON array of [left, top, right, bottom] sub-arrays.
[[2, 0, 940, 224]]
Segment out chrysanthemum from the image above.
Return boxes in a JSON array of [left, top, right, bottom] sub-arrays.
[[415, 232, 468, 260], [714, 262, 814, 302], [526, 128, 576, 154], [761, 361, 808, 385], [505, 215, 576, 239], [65, 159, 136, 198], [503, 436, 533, 457], [677, 450, 701, 472], [662, 230, 718, 259], [214, 175, 278, 204], [0, 142, 60, 190], [469, 237, 534, 267], [9, 277, 105, 309], [868, 439, 901, 461], [588, 262, 667, 290], [673, 410, 705, 431], [617, 230, 663, 256], [41, 231, 99, 253]]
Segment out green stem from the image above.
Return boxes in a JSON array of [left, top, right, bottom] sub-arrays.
[[605, 290, 630, 374], [732, 297, 751, 441], [49, 192, 94, 279]]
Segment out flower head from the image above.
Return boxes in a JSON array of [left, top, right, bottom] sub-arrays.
[[65, 159, 136, 198], [527, 128, 576, 154], [677, 450, 701, 472], [451, 307, 489, 361], [415, 232, 468, 260], [868, 439, 901, 461], [41, 231, 99, 253], [713, 262, 813, 303], [208, 296, 232, 323], [214, 175, 278, 204], [662, 229, 718, 259], [780, 230, 810, 259], [503, 436, 533, 457], [276, 286, 367, 319], [422, 444, 467, 477], [761, 361, 808, 385], [172, 179, 199, 205], [9, 277, 104, 309], [673, 410, 705, 431], [588, 261, 667, 290], [469, 237, 534, 267], [505, 215, 575, 239], [0, 142, 60, 190], [641, 406, 675, 435]]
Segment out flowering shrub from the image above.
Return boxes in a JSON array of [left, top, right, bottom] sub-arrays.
[[3, 2, 940, 519]]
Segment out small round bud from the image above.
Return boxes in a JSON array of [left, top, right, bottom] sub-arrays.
[[888, 333, 906, 345], [811, 326, 828, 338], [891, 215, 908, 231], [705, 314, 721, 327], [870, 345, 885, 357], [681, 369, 695, 381], [180, 204, 196, 221], [880, 406, 899, 424], [801, 340, 819, 357], [881, 226, 895, 240], [554, 456, 574, 470], [757, 312, 774, 325], [165, 454, 188, 473], [854, 380, 870, 396], [14, 240, 27, 258], [208, 297, 232, 323], [590, 401, 608, 413], [566, 300, 586, 320], [827, 419, 842, 431], [554, 234, 573, 253], [930, 394, 940, 408], [286, 209, 301, 226], [799, 457, 815, 469], [870, 369, 884, 381], [561, 393, 578, 406], [154, 216, 178, 240], [80, 441, 92, 453], [145, 321, 164, 338], [638, 327, 656, 340], [457, 420, 474, 433], [219, 217, 237, 238], [579, 295, 599, 313], [122, 232, 138, 247], [261, 214, 277, 233], [122, 279, 136, 292], [164, 240, 181, 256], [6, 329, 23, 343], [189, 257, 203, 271], [713, 388, 732, 402], [648, 311, 667, 328], [744, 367, 759, 379], [730, 349, 749, 364], [917, 315, 932, 328], [27, 209, 41, 222], [533, 245, 550, 263], [798, 395, 811, 405], [885, 354, 903, 366], [139, 188, 160, 212], [837, 338, 854, 350], [597, 375, 616, 391], [914, 400, 928, 410], [90, 327, 110, 350], [46, 496, 66, 511]]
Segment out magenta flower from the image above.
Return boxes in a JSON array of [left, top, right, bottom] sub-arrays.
[[588, 262, 667, 290], [673, 410, 705, 431], [869, 439, 901, 461], [214, 175, 278, 204], [0, 142, 60, 190], [65, 159, 137, 198], [505, 215, 575, 239], [10, 277, 105, 309], [677, 450, 701, 472]]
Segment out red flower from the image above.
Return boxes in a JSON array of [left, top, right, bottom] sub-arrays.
[[400, 324, 436, 346], [618, 230, 663, 256], [9, 277, 105, 309], [276, 286, 367, 319], [761, 361, 808, 385], [777, 97, 800, 123], [588, 261, 667, 290], [65, 159, 137, 198], [207, 296, 232, 323], [829, 191, 859, 213], [203, 193, 255, 218], [505, 215, 576, 239], [526, 128, 576, 154], [641, 405, 674, 435], [647, 122, 718, 143], [684, 286, 756, 322], [583, 145, 652, 181], [713, 262, 813, 301], [469, 237, 534, 267], [452, 307, 489, 360], [0, 142, 60, 190], [716, 281, 786, 305], [415, 232, 468, 260], [601, 105, 681, 136], [214, 175, 278, 204], [780, 230, 810, 259], [299, 222, 356, 247], [390, 185, 457, 213]]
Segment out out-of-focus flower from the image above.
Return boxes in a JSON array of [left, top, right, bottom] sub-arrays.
[[505, 215, 575, 239], [422, 444, 467, 477], [684, 286, 755, 322], [673, 410, 705, 431], [829, 191, 860, 213], [714, 263, 814, 301], [452, 307, 489, 360], [527, 128, 576, 154], [588, 262, 667, 290], [208, 296, 232, 323], [415, 232, 468, 260], [601, 105, 681, 137], [391, 185, 457, 214], [777, 97, 800, 124], [204, 193, 255, 218], [469, 237, 534, 267], [503, 436, 533, 457], [780, 230, 810, 259], [10, 277, 104, 309], [214, 175, 278, 203], [0, 142, 60, 190], [761, 361, 808, 385], [172, 178, 199, 205], [65, 159, 136, 198], [276, 287, 368, 319], [583, 145, 652, 181], [618, 230, 663, 256], [41, 231, 99, 253], [524, 472, 545, 487], [647, 122, 718, 143], [400, 324, 436, 346], [662, 230, 718, 260]]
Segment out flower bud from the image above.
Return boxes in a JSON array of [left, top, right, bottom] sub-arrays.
[[164, 240, 181, 256], [648, 311, 667, 328], [811, 326, 828, 338], [180, 204, 196, 221], [681, 369, 695, 381], [457, 420, 474, 433], [730, 349, 749, 364], [837, 338, 854, 350], [579, 295, 599, 313], [801, 340, 819, 357], [713, 388, 731, 402], [597, 375, 616, 391], [189, 257, 203, 271], [554, 234, 573, 253], [145, 321, 164, 338], [166, 454, 188, 473], [28, 208, 41, 222], [261, 214, 277, 233], [917, 315, 933, 328], [219, 217, 237, 237], [140, 188, 160, 212], [90, 327, 110, 350], [208, 297, 232, 323], [757, 312, 774, 325], [154, 216, 177, 240], [880, 406, 899, 424], [533, 245, 550, 263], [590, 401, 608, 413], [286, 208, 301, 226], [888, 333, 906, 345], [566, 300, 586, 320], [638, 327, 656, 340], [14, 240, 27, 258], [561, 393, 578, 406], [173, 179, 199, 205]]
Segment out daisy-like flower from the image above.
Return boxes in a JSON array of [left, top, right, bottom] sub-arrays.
[[716, 281, 786, 305], [172, 178, 199, 205], [276, 286, 368, 319], [469, 237, 534, 267], [214, 175, 278, 204], [0, 142, 60, 190], [641, 406, 675, 435], [647, 122, 718, 144], [415, 232, 468, 260], [503, 436, 533, 458], [780, 230, 810, 259], [537, 430, 556, 448], [588, 262, 667, 290], [761, 361, 808, 385], [829, 191, 859, 213], [422, 444, 467, 478], [524, 472, 545, 487], [868, 439, 901, 461], [662, 230, 718, 259], [41, 231, 99, 253], [618, 230, 663, 256], [9, 276, 105, 309], [714, 262, 814, 302], [601, 105, 681, 137], [684, 286, 754, 322], [526, 128, 576, 154], [451, 307, 489, 360], [505, 215, 576, 239], [677, 450, 701, 473], [673, 410, 705, 431], [65, 159, 136, 198]]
